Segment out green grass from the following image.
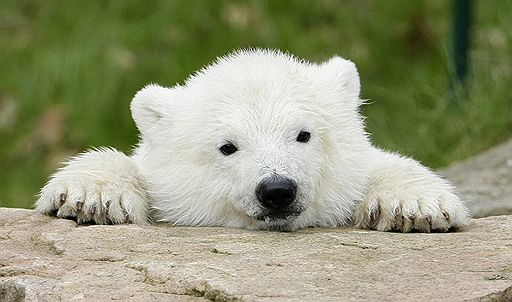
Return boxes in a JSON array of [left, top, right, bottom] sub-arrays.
[[0, 0, 510, 208]]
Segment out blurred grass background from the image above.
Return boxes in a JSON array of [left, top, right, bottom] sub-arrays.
[[0, 0, 511, 208]]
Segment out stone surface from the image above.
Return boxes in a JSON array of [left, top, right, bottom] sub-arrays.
[[1, 208, 511, 302], [440, 138, 512, 218]]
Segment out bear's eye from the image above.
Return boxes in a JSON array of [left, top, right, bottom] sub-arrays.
[[296, 131, 311, 143], [219, 142, 238, 156]]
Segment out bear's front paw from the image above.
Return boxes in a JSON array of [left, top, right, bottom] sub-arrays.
[[35, 149, 150, 225], [36, 177, 148, 225], [354, 187, 470, 232]]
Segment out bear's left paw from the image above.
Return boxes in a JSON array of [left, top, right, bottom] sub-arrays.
[[354, 187, 470, 232]]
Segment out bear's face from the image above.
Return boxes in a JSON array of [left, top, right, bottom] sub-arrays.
[[198, 86, 329, 228], [131, 50, 369, 230]]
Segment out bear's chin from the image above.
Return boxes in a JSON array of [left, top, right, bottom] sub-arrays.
[[252, 211, 302, 232]]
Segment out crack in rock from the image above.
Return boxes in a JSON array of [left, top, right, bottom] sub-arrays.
[[0, 230, 13, 240], [0, 269, 28, 278], [30, 234, 65, 256], [125, 262, 240, 301], [338, 241, 378, 250], [0, 280, 26, 302], [184, 281, 241, 302], [473, 285, 512, 302], [125, 261, 181, 288]]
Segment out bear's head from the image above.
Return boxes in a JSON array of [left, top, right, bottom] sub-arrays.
[[131, 49, 371, 230]]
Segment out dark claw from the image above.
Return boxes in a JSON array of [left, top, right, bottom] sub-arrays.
[[59, 193, 67, 206], [105, 200, 111, 216], [442, 211, 450, 221], [370, 203, 381, 222], [369, 203, 382, 229], [120, 201, 129, 223], [90, 206, 96, 215], [76, 201, 84, 211], [394, 207, 403, 231], [393, 207, 401, 218]]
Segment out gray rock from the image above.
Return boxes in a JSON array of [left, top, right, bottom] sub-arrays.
[[1, 208, 511, 301], [440, 138, 512, 218]]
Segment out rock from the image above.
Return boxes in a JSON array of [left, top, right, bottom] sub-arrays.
[[440, 138, 512, 218], [0, 208, 511, 301]]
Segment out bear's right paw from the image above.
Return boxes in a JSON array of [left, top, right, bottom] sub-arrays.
[[36, 177, 149, 225], [35, 149, 150, 225]]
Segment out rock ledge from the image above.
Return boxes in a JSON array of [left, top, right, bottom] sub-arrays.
[[440, 138, 512, 217], [1, 208, 511, 301]]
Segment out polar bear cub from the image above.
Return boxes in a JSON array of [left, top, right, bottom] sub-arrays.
[[35, 49, 470, 232]]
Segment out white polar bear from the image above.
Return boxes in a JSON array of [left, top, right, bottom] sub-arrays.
[[35, 49, 470, 232]]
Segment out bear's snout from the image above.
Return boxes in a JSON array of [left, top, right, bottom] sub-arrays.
[[256, 178, 297, 211]]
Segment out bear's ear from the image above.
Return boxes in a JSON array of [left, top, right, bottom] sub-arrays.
[[319, 56, 362, 107], [131, 84, 175, 135]]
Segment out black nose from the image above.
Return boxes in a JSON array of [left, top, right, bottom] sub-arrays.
[[256, 178, 297, 210]]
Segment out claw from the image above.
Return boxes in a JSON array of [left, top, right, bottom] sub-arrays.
[[105, 200, 111, 217], [370, 202, 381, 223], [59, 193, 67, 206], [394, 207, 403, 231], [442, 211, 450, 221], [400, 214, 409, 232], [125, 213, 131, 224], [426, 215, 433, 232], [76, 201, 84, 211]]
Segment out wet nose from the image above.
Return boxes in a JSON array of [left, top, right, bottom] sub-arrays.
[[256, 178, 297, 210]]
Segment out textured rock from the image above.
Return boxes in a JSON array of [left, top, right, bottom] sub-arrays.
[[440, 138, 512, 218], [1, 208, 511, 302]]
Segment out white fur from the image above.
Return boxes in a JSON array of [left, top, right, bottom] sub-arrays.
[[36, 148, 149, 224], [35, 49, 470, 232]]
